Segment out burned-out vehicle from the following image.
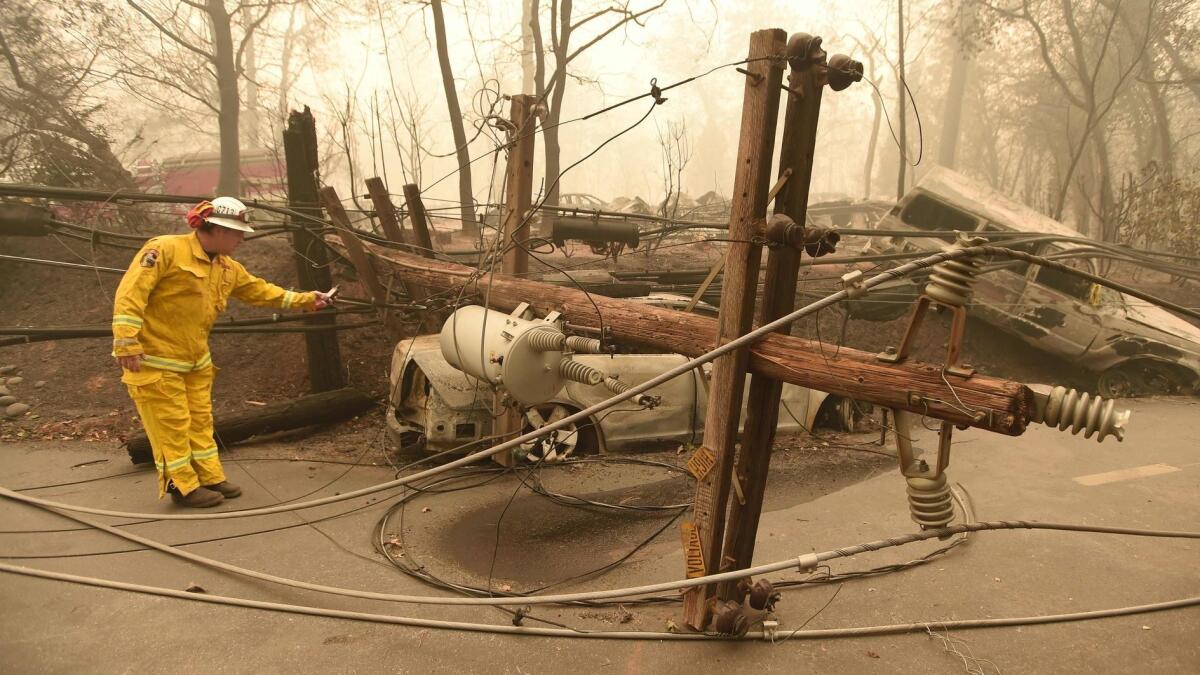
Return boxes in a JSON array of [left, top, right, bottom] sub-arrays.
[[386, 335, 848, 457], [385, 296, 856, 457], [865, 167, 1200, 397]]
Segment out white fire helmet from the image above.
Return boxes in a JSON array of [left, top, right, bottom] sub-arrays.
[[207, 196, 255, 233]]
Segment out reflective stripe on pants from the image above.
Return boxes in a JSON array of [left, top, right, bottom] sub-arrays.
[[126, 367, 225, 497]]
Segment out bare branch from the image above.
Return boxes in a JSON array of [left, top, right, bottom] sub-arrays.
[[236, 0, 277, 74], [565, 1, 664, 64], [0, 31, 33, 93], [126, 0, 215, 63], [114, 67, 220, 113]]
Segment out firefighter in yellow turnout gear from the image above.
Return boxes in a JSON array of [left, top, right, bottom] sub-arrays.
[[112, 197, 335, 507]]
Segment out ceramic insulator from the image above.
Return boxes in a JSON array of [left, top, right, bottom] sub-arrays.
[[906, 472, 955, 529], [925, 256, 982, 307], [558, 359, 603, 385], [1038, 386, 1130, 442]]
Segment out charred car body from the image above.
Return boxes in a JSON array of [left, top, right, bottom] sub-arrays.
[[386, 335, 843, 457], [865, 168, 1200, 397], [386, 294, 856, 457]]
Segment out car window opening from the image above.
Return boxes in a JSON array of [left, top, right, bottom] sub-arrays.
[[900, 194, 976, 233]]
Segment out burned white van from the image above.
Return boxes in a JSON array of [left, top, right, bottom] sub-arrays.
[[865, 167, 1200, 397]]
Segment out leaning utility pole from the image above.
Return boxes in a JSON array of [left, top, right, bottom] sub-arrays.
[[679, 29, 787, 631], [493, 94, 538, 466], [896, 0, 908, 198], [282, 107, 344, 392], [718, 34, 861, 604]]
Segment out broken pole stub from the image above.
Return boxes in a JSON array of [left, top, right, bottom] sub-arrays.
[[719, 43, 828, 602], [501, 94, 537, 279], [283, 106, 344, 392], [682, 28, 788, 632]]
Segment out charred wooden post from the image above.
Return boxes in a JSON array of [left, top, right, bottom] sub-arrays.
[[319, 186, 403, 337], [718, 34, 860, 602], [367, 178, 438, 332], [493, 94, 539, 467], [681, 29, 788, 631], [125, 388, 377, 465], [501, 94, 537, 278], [319, 186, 388, 306], [401, 184, 437, 258], [364, 177, 407, 244], [282, 107, 343, 392]]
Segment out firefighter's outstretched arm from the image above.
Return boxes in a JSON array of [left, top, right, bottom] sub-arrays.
[[229, 260, 325, 310], [112, 241, 169, 371]]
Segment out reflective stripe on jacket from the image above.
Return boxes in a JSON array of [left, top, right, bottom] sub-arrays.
[[112, 233, 317, 368]]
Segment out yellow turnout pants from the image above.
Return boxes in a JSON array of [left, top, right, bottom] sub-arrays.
[[123, 366, 225, 497]]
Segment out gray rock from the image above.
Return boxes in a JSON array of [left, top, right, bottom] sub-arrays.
[[5, 402, 30, 417], [6, 376, 23, 386], [0, 396, 16, 407], [34, 381, 46, 389], [0, 365, 17, 375]]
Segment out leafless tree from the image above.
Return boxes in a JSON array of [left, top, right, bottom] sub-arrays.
[[425, 0, 480, 235], [528, 0, 666, 212], [656, 119, 691, 219], [972, 0, 1157, 240], [0, 2, 136, 189], [119, 0, 283, 196]]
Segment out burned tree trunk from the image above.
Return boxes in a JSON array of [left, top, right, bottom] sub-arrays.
[[125, 388, 377, 465]]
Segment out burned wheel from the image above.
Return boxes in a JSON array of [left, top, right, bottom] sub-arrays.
[[1099, 362, 1187, 398], [518, 404, 596, 461], [1097, 366, 1136, 399], [816, 395, 869, 432]]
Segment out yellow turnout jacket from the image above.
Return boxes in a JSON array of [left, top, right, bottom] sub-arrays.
[[112, 232, 317, 371]]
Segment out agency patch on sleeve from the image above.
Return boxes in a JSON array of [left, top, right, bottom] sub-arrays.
[[140, 249, 159, 268]]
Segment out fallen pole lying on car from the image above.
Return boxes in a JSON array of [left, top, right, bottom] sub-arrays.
[[352, 238, 1035, 436]]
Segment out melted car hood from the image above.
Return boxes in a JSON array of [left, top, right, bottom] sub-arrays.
[[1122, 297, 1200, 346]]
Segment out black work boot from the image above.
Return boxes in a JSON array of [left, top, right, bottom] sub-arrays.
[[170, 487, 224, 508], [202, 481, 242, 499]]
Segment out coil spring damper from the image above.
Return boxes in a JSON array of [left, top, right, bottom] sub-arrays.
[[878, 233, 985, 378], [890, 408, 956, 530]]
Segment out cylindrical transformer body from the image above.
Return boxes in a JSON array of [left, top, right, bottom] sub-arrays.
[[551, 219, 640, 249], [439, 305, 566, 405]]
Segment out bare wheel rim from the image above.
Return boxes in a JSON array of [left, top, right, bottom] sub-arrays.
[[519, 404, 579, 460]]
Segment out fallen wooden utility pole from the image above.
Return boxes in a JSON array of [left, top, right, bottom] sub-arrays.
[[353, 239, 1035, 435]]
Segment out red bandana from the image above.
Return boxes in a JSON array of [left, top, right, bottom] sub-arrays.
[[187, 200, 214, 229]]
